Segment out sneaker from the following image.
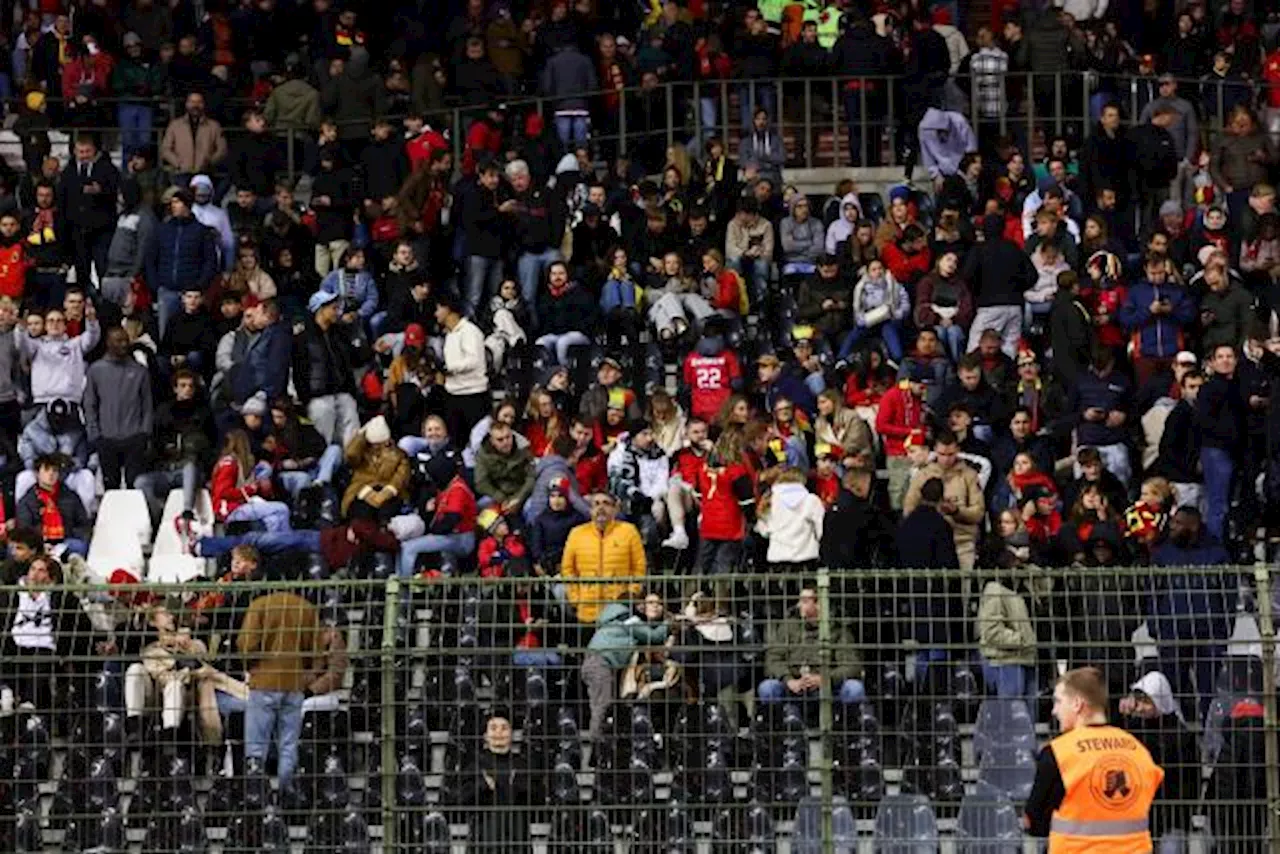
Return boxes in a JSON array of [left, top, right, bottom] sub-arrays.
[[661, 528, 690, 550]]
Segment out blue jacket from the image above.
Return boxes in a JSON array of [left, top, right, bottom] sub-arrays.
[[761, 369, 817, 418], [1148, 534, 1235, 641], [1067, 367, 1131, 447], [319, 269, 379, 320], [144, 214, 219, 295], [1118, 279, 1197, 359], [232, 319, 291, 404]]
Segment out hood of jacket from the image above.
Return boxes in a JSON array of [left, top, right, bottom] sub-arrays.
[[772, 481, 810, 511]]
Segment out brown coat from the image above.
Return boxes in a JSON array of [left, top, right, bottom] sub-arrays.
[[160, 116, 228, 174], [341, 433, 412, 515], [236, 592, 322, 693]]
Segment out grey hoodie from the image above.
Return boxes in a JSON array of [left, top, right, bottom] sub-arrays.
[[0, 327, 19, 404], [525, 454, 591, 522], [84, 354, 153, 443], [106, 206, 158, 277], [18, 322, 100, 405]]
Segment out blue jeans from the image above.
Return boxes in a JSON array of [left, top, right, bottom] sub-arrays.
[[757, 677, 866, 705], [936, 324, 965, 364], [60, 537, 88, 557], [514, 649, 563, 668], [465, 256, 503, 318], [135, 462, 200, 524], [980, 661, 1037, 719], [118, 103, 153, 160], [1023, 300, 1054, 328], [554, 115, 589, 149], [157, 289, 183, 340], [697, 96, 719, 147], [736, 82, 776, 134], [728, 256, 769, 309], [838, 320, 904, 362], [1201, 447, 1234, 542], [226, 500, 293, 533], [517, 248, 561, 326], [245, 689, 304, 786], [198, 529, 322, 557], [277, 445, 343, 499], [535, 331, 591, 365], [397, 531, 476, 578]]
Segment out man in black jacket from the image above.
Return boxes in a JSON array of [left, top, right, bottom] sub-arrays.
[[229, 110, 284, 199], [292, 291, 359, 446], [1129, 105, 1180, 232], [460, 161, 506, 318], [359, 118, 409, 210], [1152, 369, 1204, 512], [831, 14, 896, 166], [57, 134, 119, 293], [505, 158, 557, 329], [1196, 343, 1244, 542], [963, 213, 1037, 357], [1048, 270, 1093, 391]]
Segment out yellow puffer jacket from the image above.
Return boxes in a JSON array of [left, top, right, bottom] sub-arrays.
[[559, 520, 647, 624]]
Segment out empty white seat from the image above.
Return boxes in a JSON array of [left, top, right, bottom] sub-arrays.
[[147, 554, 206, 584], [151, 488, 214, 557], [94, 490, 152, 550]]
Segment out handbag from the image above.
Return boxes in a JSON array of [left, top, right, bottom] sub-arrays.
[[863, 304, 890, 326], [932, 305, 959, 321]]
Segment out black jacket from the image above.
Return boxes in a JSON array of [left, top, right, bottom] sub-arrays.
[[291, 318, 357, 402], [152, 396, 215, 469], [1195, 372, 1245, 453], [893, 504, 964, 647], [359, 137, 409, 202], [16, 485, 91, 543], [310, 165, 355, 244], [229, 130, 285, 197], [1080, 125, 1132, 207], [1048, 290, 1094, 390], [1152, 399, 1200, 483], [961, 215, 1037, 308], [58, 155, 120, 231], [538, 283, 598, 336], [1127, 123, 1178, 190], [459, 182, 504, 259]]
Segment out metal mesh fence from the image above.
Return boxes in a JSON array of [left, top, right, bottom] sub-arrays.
[[0, 566, 1273, 852]]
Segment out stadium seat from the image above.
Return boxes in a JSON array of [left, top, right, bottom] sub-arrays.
[[977, 744, 1036, 802], [792, 795, 823, 853], [956, 780, 1024, 854], [972, 699, 1036, 761], [86, 512, 145, 580], [146, 553, 205, 584], [872, 793, 939, 853], [151, 487, 214, 557], [93, 488, 153, 549]]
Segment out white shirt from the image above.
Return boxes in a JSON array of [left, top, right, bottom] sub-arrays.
[[11, 584, 55, 651], [443, 317, 488, 396]]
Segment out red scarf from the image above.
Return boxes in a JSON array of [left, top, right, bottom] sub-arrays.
[[36, 484, 64, 542]]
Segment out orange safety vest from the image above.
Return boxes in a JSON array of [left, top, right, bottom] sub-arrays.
[[1048, 724, 1164, 854]]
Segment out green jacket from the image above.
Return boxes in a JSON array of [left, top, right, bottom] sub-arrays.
[[586, 602, 669, 670], [264, 79, 322, 132], [473, 438, 536, 507], [764, 616, 862, 684], [111, 57, 163, 99]]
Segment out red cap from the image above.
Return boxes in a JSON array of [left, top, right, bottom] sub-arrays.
[[404, 323, 426, 348], [109, 568, 154, 606], [549, 476, 571, 495]]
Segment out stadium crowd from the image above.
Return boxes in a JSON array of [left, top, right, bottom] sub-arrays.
[[0, 0, 1278, 847]]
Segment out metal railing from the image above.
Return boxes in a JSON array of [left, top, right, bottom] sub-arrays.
[[13, 69, 1251, 189], [0, 563, 1274, 850]]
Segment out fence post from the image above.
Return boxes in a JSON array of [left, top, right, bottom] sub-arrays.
[[817, 568, 834, 852], [381, 578, 401, 851], [285, 128, 296, 187], [665, 83, 675, 152], [452, 108, 464, 175], [619, 92, 628, 157], [803, 80, 812, 169], [693, 81, 703, 150], [1254, 564, 1280, 853]]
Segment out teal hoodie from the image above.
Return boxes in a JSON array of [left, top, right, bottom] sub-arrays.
[[586, 602, 669, 669]]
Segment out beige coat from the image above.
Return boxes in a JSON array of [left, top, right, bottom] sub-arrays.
[[902, 461, 984, 548], [161, 116, 228, 174], [976, 579, 1037, 665]]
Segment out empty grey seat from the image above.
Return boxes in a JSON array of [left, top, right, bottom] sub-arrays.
[[873, 793, 939, 854], [957, 780, 1024, 854], [973, 699, 1036, 761], [977, 743, 1036, 802]]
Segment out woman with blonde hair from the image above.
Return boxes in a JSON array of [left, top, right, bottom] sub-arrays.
[[814, 389, 872, 460], [715, 392, 751, 435], [208, 429, 291, 531], [647, 389, 687, 456], [523, 386, 565, 457], [220, 243, 277, 303]]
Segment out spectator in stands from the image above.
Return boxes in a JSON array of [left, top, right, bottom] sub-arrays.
[[210, 428, 291, 532], [341, 415, 410, 522], [237, 589, 322, 798], [84, 327, 152, 491], [779, 196, 824, 276], [136, 368, 212, 533], [561, 490, 646, 628], [839, 257, 910, 364], [738, 108, 785, 189], [581, 590, 669, 739], [1121, 253, 1197, 386], [913, 250, 973, 364], [1196, 343, 1244, 542], [16, 454, 91, 557], [461, 161, 506, 317], [146, 190, 219, 336], [475, 419, 535, 518], [760, 585, 864, 706], [59, 134, 118, 293], [160, 91, 228, 186], [962, 213, 1037, 357], [903, 431, 985, 571], [436, 293, 490, 440], [725, 197, 773, 312], [0, 554, 92, 712], [292, 291, 358, 447]]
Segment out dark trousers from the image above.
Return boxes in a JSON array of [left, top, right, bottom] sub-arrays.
[[26, 269, 67, 310], [445, 391, 491, 443], [97, 433, 149, 491], [71, 225, 112, 294]]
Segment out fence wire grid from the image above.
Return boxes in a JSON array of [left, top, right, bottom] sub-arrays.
[[0, 566, 1274, 852]]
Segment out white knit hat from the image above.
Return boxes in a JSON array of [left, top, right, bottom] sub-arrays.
[[364, 415, 391, 445]]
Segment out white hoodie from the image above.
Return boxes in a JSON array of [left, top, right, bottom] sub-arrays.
[[761, 481, 825, 564]]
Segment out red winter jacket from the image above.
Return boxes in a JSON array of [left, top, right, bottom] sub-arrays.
[[210, 455, 260, 520], [880, 241, 931, 286], [478, 533, 528, 578], [875, 384, 926, 457], [462, 119, 502, 176], [0, 239, 28, 300]]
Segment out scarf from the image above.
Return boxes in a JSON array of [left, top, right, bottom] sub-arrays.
[[548, 276, 570, 298], [36, 483, 64, 542]]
